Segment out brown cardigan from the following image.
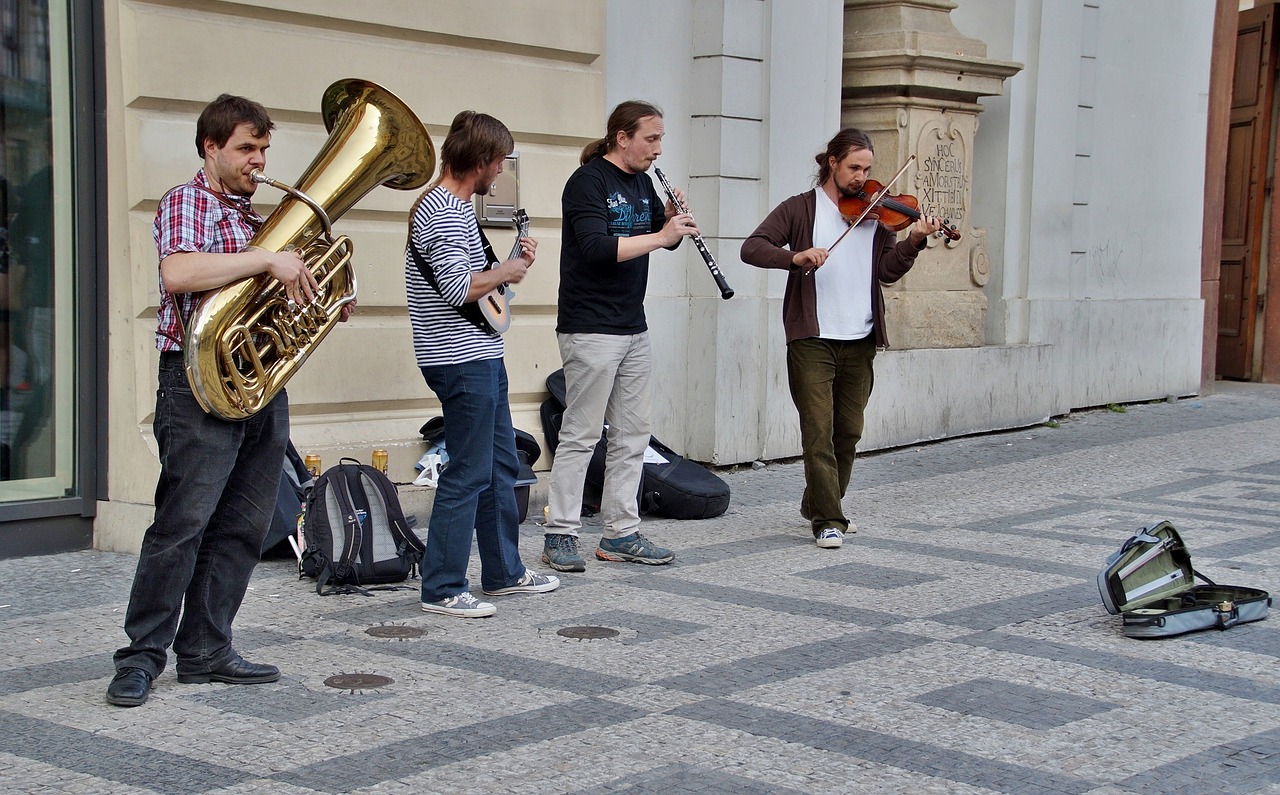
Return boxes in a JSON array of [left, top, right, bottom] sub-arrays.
[[740, 190, 923, 347]]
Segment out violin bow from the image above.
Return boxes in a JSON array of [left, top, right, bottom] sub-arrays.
[[826, 155, 915, 255]]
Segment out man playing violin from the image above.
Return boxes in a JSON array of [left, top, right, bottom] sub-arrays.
[[740, 128, 943, 549]]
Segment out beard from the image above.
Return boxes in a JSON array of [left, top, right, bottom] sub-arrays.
[[837, 179, 865, 199]]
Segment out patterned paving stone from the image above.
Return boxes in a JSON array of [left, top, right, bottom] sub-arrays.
[[663, 632, 933, 699], [0, 655, 106, 697], [179, 679, 396, 722], [791, 559, 946, 590], [271, 697, 646, 793], [666, 698, 1101, 795], [911, 676, 1118, 729], [571, 762, 811, 794], [1, 384, 1279, 793], [1116, 726, 1280, 794], [628, 571, 899, 627], [957, 631, 1280, 705], [0, 712, 253, 791]]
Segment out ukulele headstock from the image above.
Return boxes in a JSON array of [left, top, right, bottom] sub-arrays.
[[512, 208, 530, 238]]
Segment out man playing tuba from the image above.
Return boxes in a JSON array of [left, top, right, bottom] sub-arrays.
[[107, 94, 342, 707]]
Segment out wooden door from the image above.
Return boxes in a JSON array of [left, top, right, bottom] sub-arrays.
[[1218, 6, 1275, 379]]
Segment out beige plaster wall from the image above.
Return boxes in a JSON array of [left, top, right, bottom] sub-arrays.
[[97, 0, 604, 551]]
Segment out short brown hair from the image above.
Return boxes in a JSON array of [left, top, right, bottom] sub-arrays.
[[580, 100, 663, 165], [439, 111, 514, 177], [194, 94, 274, 157], [815, 128, 874, 186]]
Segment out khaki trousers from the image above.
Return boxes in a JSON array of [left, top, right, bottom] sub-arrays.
[[546, 332, 652, 540]]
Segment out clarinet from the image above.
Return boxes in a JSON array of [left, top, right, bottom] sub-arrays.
[[653, 167, 734, 300]]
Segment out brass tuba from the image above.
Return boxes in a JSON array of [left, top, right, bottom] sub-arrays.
[[183, 78, 435, 420]]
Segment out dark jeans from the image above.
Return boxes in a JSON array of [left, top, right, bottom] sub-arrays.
[[419, 357, 525, 602], [113, 352, 288, 678], [787, 336, 876, 535]]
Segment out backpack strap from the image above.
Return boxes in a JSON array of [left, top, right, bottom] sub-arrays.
[[316, 463, 365, 596]]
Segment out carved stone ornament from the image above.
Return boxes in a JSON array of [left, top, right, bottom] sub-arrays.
[[968, 227, 990, 287]]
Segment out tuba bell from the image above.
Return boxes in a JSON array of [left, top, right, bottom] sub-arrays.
[[183, 78, 435, 420]]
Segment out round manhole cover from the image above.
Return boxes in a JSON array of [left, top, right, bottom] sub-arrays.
[[365, 625, 425, 639], [324, 673, 394, 689], [557, 625, 620, 640]]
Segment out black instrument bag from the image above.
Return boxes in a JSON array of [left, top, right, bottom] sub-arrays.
[[262, 440, 313, 555], [418, 417, 540, 523], [1098, 521, 1270, 638], [540, 369, 730, 520]]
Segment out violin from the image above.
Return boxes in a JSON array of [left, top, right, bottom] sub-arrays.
[[837, 181, 961, 241]]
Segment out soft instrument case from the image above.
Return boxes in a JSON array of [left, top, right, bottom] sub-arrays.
[[1098, 521, 1270, 639], [539, 369, 730, 520]]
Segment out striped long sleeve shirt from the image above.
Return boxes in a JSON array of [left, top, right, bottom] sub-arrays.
[[405, 186, 504, 367]]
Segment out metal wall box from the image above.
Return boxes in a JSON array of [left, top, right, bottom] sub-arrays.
[[475, 153, 519, 227]]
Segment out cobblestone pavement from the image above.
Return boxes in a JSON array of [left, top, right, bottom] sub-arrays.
[[2, 383, 1279, 794]]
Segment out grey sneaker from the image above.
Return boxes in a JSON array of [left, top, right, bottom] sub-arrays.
[[816, 527, 844, 549], [596, 532, 675, 565], [483, 570, 561, 596], [542, 533, 586, 572], [420, 591, 496, 618]]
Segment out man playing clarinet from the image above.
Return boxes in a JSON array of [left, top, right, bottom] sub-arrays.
[[540, 100, 697, 572]]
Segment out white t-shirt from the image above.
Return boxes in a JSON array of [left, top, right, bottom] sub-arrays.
[[812, 188, 874, 340]]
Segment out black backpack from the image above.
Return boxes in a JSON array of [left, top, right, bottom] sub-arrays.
[[299, 458, 426, 595], [539, 370, 731, 520]]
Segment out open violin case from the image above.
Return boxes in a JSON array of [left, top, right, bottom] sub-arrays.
[[1098, 521, 1270, 639]]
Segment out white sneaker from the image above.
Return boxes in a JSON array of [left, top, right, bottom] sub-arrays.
[[420, 591, 496, 618], [483, 570, 561, 596], [816, 527, 844, 549]]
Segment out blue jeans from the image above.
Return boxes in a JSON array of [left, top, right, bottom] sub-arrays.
[[419, 357, 526, 601], [114, 352, 288, 677], [787, 336, 875, 536]]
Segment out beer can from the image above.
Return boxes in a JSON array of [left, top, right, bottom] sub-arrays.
[[304, 454, 322, 477], [372, 449, 388, 474]]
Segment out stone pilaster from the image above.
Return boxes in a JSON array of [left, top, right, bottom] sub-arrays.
[[842, 0, 1020, 349]]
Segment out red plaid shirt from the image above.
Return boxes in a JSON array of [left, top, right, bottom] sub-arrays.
[[153, 170, 264, 352]]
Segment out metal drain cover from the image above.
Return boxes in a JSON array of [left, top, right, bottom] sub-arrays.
[[557, 625, 620, 640], [324, 673, 393, 689], [366, 625, 425, 639]]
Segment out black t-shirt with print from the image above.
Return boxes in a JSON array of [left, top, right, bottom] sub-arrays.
[[557, 156, 667, 335]]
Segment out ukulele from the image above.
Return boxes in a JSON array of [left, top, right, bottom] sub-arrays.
[[478, 208, 529, 334]]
